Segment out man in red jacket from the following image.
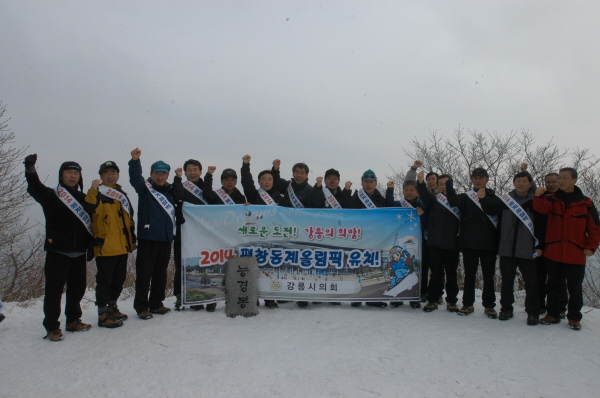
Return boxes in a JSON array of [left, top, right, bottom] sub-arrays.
[[533, 167, 600, 330]]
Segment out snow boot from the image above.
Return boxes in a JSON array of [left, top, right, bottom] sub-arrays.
[[206, 303, 217, 312], [409, 301, 421, 309], [44, 329, 64, 342], [390, 301, 404, 308], [351, 302, 362, 307], [366, 302, 388, 308], [66, 319, 92, 332], [446, 303, 459, 312], [498, 311, 513, 321], [190, 305, 205, 311], [98, 312, 123, 328], [568, 320, 581, 331], [296, 301, 308, 308], [484, 308, 498, 319], [264, 300, 278, 309], [137, 311, 153, 320], [457, 305, 474, 316], [150, 306, 171, 315], [423, 302, 438, 312], [527, 315, 539, 326], [540, 315, 561, 325], [108, 304, 128, 321]]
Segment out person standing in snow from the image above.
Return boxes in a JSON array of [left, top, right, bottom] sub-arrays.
[[25, 154, 94, 342]]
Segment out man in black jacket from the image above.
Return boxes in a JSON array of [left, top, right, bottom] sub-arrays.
[[307, 168, 355, 209], [241, 155, 282, 206], [417, 172, 461, 313], [204, 168, 248, 205], [352, 169, 386, 208], [480, 171, 544, 325], [446, 168, 502, 318], [25, 154, 94, 341], [278, 162, 312, 208], [172, 159, 216, 311]]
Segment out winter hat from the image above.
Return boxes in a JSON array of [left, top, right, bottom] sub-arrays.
[[471, 167, 489, 179], [324, 168, 340, 179], [98, 161, 120, 174], [221, 168, 238, 180], [58, 161, 83, 191], [361, 169, 377, 181], [151, 160, 171, 173]]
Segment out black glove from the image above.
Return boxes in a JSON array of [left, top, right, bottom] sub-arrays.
[[24, 154, 37, 170]]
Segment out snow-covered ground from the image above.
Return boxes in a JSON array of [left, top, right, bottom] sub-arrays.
[[1, 291, 599, 398]]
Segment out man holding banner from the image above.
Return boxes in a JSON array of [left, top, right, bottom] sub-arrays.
[[86, 161, 136, 328], [25, 154, 94, 341], [129, 148, 176, 319], [172, 160, 214, 311], [279, 162, 312, 208], [480, 171, 544, 325]]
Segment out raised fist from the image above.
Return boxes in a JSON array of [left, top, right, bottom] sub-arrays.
[[91, 179, 101, 190], [387, 181, 395, 188], [131, 148, 141, 160], [345, 181, 352, 190], [520, 163, 528, 171], [413, 160, 423, 169], [242, 154, 251, 164], [417, 171, 425, 182], [272, 159, 281, 170], [207, 166, 216, 174], [416, 207, 424, 216], [535, 186, 546, 197], [24, 154, 37, 169], [316, 176, 323, 187], [175, 167, 183, 178]]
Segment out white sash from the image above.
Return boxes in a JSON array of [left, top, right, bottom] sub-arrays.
[[144, 179, 176, 234], [54, 186, 93, 236], [399, 197, 414, 208], [98, 185, 132, 216], [287, 182, 304, 208], [466, 190, 498, 228], [258, 188, 277, 206], [357, 189, 377, 209], [436, 193, 461, 220], [499, 193, 539, 246], [323, 187, 342, 209], [182, 180, 209, 205], [215, 188, 236, 205]]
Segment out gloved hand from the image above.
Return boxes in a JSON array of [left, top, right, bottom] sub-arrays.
[[24, 154, 37, 171]]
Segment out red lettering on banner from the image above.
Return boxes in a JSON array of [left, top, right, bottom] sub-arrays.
[[199, 248, 236, 266]]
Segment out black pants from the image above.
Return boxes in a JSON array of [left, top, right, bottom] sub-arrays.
[[420, 240, 430, 296], [462, 249, 497, 308], [545, 259, 585, 321], [134, 240, 172, 313], [426, 246, 459, 304], [43, 251, 87, 332], [536, 256, 568, 312], [95, 254, 128, 311], [500, 256, 540, 316]]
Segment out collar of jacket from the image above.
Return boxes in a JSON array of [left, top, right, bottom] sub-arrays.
[[553, 185, 585, 202]]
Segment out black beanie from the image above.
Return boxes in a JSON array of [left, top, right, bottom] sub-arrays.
[[58, 161, 83, 191]]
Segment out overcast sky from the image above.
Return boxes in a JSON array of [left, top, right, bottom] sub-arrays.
[[2, 1, 599, 222]]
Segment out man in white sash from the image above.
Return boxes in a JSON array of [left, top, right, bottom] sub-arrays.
[[480, 171, 544, 325], [205, 168, 248, 205], [172, 159, 215, 311], [241, 155, 282, 207], [129, 148, 176, 319], [446, 167, 503, 318], [417, 171, 462, 313], [278, 162, 313, 208], [307, 168, 355, 209], [85, 161, 136, 329], [25, 154, 94, 341]]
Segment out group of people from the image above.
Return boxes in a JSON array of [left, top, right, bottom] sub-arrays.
[[24, 150, 600, 341]]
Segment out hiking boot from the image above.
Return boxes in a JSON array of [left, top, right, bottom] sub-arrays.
[[423, 302, 438, 312], [366, 302, 388, 308], [498, 311, 513, 321], [419, 294, 427, 303], [457, 305, 474, 316], [484, 308, 498, 319], [390, 302, 404, 308], [150, 306, 171, 315], [190, 305, 205, 311], [44, 329, 64, 342], [108, 304, 128, 321], [438, 296, 444, 305], [409, 301, 421, 309], [137, 311, 153, 320], [568, 320, 581, 331], [446, 303, 459, 312], [66, 319, 92, 332], [527, 315, 539, 326], [264, 300, 278, 309], [540, 315, 561, 325], [98, 313, 123, 328], [351, 302, 362, 307], [559, 312, 566, 319], [206, 303, 217, 312], [296, 301, 308, 308]]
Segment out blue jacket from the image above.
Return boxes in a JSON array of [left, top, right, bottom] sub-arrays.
[[129, 159, 175, 242]]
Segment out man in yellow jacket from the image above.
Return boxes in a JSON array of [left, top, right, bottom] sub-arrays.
[[86, 161, 136, 328]]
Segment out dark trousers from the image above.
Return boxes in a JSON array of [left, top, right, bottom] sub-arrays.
[[43, 251, 87, 332], [536, 256, 568, 312], [134, 239, 172, 313], [420, 241, 430, 296], [462, 249, 497, 308], [545, 259, 585, 321], [173, 233, 182, 297], [95, 254, 128, 311], [426, 246, 459, 304], [500, 256, 540, 316]]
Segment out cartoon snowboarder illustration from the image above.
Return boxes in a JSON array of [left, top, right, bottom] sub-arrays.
[[387, 245, 415, 289]]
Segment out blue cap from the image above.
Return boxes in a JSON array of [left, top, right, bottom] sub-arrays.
[[361, 169, 377, 181], [151, 160, 171, 173]]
